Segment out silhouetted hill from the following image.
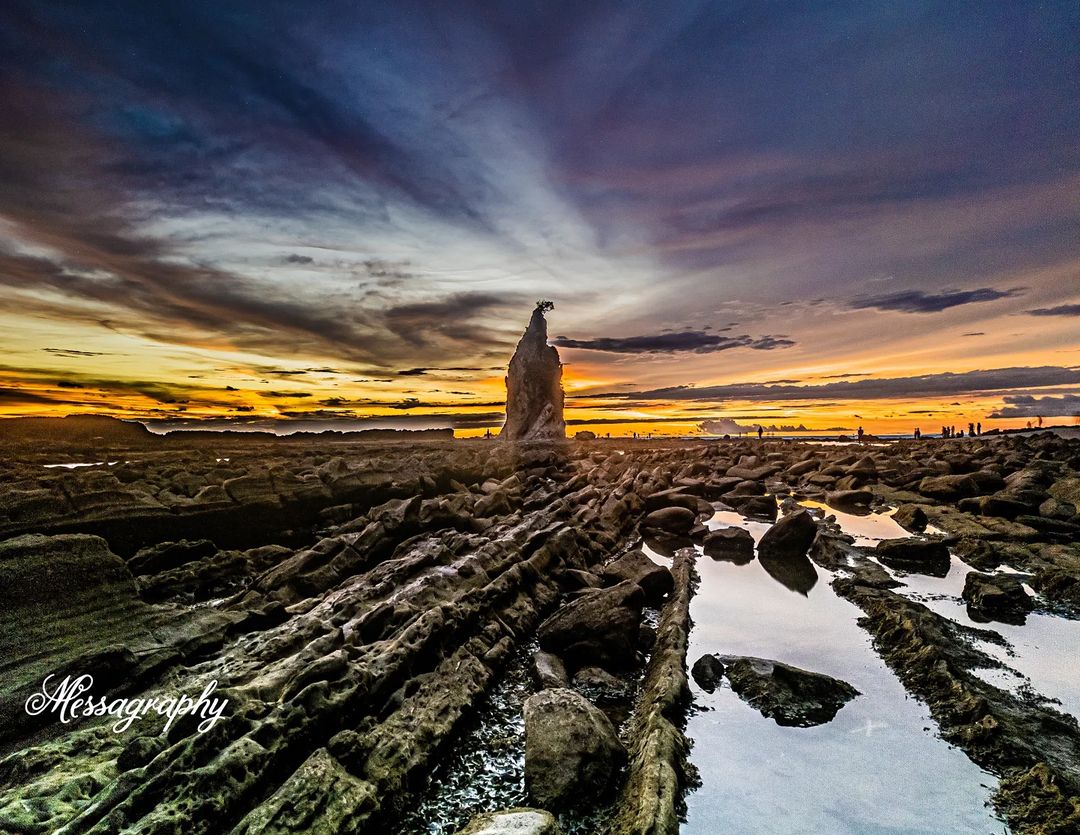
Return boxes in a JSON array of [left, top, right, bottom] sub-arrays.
[[0, 415, 154, 445]]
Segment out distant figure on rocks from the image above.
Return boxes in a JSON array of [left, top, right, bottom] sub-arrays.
[[914, 428, 921, 440], [977, 422, 981, 435], [757, 425, 763, 440], [968, 422, 975, 437], [500, 300, 566, 441], [857, 426, 864, 443]]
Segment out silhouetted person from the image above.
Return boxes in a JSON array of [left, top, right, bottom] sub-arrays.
[[976, 422, 981, 435], [1037, 415, 1043, 428], [968, 422, 975, 436], [958, 429, 964, 438], [914, 427, 921, 439], [757, 425, 763, 440], [857, 426, 864, 443]]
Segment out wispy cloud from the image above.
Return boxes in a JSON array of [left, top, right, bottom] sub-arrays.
[[589, 366, 1080, 403], [1027, 304, 1080, 317]]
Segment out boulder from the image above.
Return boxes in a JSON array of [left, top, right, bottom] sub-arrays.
[[524, 688, 627, 808], [599, 550, 673, 603], [500, 303, 566, 441], [757, 510, 818, 559], [691, 654, 726, 692], [825, 489, 873, 508], [963, 571, 1034, 623], [918, 474, 979, 501], [719, 655, 859, 727], [460, 808, 561, 835], [727, 494, 777, 520], [538, 581, 644, 669], [892, 504, 928, 532], [702, 527, 754, 563], [641, 506, 696, 535], [875, 537, 950, 577]]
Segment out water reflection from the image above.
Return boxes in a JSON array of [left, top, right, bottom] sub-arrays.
[[683, 505, 1003, 834], [758, 549, 818, 595]]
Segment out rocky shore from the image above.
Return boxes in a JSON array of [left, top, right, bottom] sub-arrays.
[[1, 430, 1079, 833]]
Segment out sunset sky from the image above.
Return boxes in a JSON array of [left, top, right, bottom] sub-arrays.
[[1, 1, 1077, 436]]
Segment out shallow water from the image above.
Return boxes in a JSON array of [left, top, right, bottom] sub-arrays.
[[42, 460, 119, 468], [890, 555, 1080, 720], [682, 506, 1005, 834], [801, 498, 1080, 722]]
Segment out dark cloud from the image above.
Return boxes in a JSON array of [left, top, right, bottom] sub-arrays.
[[1027, 304, 1080, 317], [552, 331, 794, 354], [961, 332, 985, 337], [42, 348, 112, 358], [258, 391, 312, 398], [988, 394, 1080, 418], [592, 366, 1080, 403], [283, 253, 314, 264], [848, 287, 1023, 314]]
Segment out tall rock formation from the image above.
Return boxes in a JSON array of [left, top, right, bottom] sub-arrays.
[[500, 302, 566, 440]]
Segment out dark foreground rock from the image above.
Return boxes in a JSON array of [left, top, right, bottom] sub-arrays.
[[963, 571, 1035, 623], [524, 688, 627, 808], [537, 580, 645, 669], [600, 549, 674, 604], [718, 656, 859, 727], [757, 509, 818, 559], [702, 526, 754, 563], [691, 654, 725, 693], [641, 506, 697, 536], [874, 537, 951, 576]]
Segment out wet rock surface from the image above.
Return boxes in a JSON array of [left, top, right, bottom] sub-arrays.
[[1, 429, 1078, 832], [523, 688, 627, 808], [717, 656, 860, 727]]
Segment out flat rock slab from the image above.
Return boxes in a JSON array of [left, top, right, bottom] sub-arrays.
[[718, 655, 860, 727], [460, 807, 561, 834]]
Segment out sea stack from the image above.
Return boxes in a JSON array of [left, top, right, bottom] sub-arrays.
[[500, 301, 566, 440]]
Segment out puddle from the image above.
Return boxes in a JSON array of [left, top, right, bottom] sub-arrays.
[[42, 461, 119, 469], [891, 556, 1080, 720], [683, 507, 1005, 834]]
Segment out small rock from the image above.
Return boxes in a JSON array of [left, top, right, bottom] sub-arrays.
[[892, 504, 928, 532], [641, 506, 696, 535], [691, 654, 726, 692], [702, 527, 754, 563], [599, 550, 673, 604], [875, 538, 950, 577], [825, 489, 873, 508], [963, 571, 1034, 623], [757, 509, 818, 559], [533, 651, 570, 689]]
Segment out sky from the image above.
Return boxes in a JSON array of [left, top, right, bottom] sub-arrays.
[[0, 0, 1077, 436]]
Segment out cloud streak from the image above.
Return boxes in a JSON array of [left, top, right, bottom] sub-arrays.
[[848, 287, 1023, 314], [588, 366, 1080, 403], [552, 331, 794, 354]]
